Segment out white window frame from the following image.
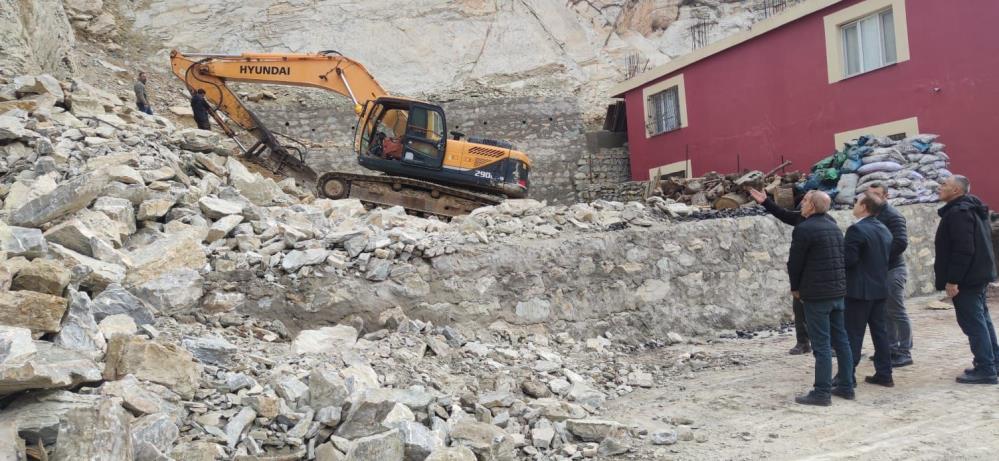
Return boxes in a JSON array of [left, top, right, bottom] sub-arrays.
[[840, 8, 896, 78], [647, 86, 682, 136], [824, 0, 910, 84]]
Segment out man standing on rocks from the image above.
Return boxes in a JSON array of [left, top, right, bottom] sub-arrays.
[[782, 191, 853, 406], [934, 175, 999, 384], [869, 184, 913, 367], [750, 188, 810, 355], [190, 88, 212, 131], [842, 193, 894, 389], [134, 71, 152, 115]]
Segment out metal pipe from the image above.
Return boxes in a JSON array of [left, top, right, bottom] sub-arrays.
[[336, 68, 359, 105]]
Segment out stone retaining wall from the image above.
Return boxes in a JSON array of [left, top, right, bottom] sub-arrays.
[[233, 204, 941, 340]]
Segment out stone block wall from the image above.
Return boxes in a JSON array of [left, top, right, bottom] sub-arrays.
[[234, 204, 941, 340], [574, 147, 644, 202]]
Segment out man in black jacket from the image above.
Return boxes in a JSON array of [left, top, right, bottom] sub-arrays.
[[784, 191, 853, 406], [935, 175, 999, 384], [869, 184, 913, 367], [190, 89, 212, 131], [843, 193, 894, 389], [750, 188, 810, 355]]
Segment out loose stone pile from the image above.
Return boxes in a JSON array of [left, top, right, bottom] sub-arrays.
[[0, 73, 731, 459]]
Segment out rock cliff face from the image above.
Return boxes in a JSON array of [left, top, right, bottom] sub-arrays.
[[121, 0, 762, 104], [0, 0, 77, 77]]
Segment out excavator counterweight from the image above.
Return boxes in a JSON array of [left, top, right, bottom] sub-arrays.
[[169, 50, 531, 217]]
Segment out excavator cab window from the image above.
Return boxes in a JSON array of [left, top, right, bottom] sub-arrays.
[[400, 105, 445, 169]]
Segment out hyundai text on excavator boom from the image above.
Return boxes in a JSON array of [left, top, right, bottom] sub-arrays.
[[169, 50, 531, 216]]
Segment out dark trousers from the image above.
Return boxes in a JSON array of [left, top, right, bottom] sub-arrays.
[[195, 117, 211, 130], [793, 298, 809, 344], [137, 103, 153, 115], [953, 284, 999, 375], [803, 297, 854, 395], [885, 265, 912, 358], [845, 298, 893, 378]]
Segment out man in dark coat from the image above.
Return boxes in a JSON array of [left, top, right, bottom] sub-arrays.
[[868, 184, 913, 367], [190, 88, 212, 131], [842, 193, 894, 390], [750, 188, 810, 355], [935, 175, 999, 384], [783, 191, 853, 406]]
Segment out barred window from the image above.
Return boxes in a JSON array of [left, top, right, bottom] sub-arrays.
[[648, 86, 681, 136]]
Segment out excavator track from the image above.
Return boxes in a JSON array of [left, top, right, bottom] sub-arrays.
[[317, 171, 503, 217]]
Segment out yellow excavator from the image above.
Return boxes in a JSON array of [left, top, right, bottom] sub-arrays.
[[169, 50, 531, 216]]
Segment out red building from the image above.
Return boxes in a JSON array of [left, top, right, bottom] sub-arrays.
[[612, 0, 999, 207]]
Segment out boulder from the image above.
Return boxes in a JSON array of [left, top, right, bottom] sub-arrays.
[[310, 368, 349, 409], [0, 391, 102, 445], [52, 289, 107, 354], [129, 269, 204, 312], [139, 166, 176, 184], [425, 447, 477, 461], [0, 290, 67, 334], [74, 208, 125, 248], [0, 115, 30, 141], [44, 219, 99, 256], [51, 397, 133, 461], [292, 325, 357, 355], [125, 233, 206, 287], [565, 419, 623, 442], [391, 420, 444, 461], [449, 421, 516, 461], [103, 336, 202, 399], [0, 224, 47, 258], [92, 283, 156, 326], [345, 428, 404, 461], [274, 377, 310, 410], [335, 400, 397, 440], [93, 196, 137, 238], [0, 341, 103, 396], [170, 441, 225, 461], [201, 291, 244, 313], [206, 214, 244, 243], [108, 164, 144, 185], [359, 388, 437, 411], [282, 248, 330, 272], [48, 243, 126, 293], [181, 336, 237, 366], [11, 258, 71, 295], [131, 413, 179, 461], [100, 374, 182, 418], [197, 196, 244, 220], [224, 407, 256, 448], [99, 314, 138, 339], [176, 129, 220, 152], [136, 198, 175, 221], [0, 326, 36, 365], [513, 298, 551, 324], [9, 169, 110, 227], [0, 420, 23, 460], [316, 442, 347, 461], [226, 157, 288, 206]]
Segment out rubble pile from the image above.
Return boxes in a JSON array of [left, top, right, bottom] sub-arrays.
[[652, 169, 802, 211], [0, 72, 734, 460]]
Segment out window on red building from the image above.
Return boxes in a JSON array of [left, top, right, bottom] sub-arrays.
[[841, 8, 897, 77], [647, 86, 681, 136]]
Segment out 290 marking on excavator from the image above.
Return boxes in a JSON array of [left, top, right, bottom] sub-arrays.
[[238, 65, 291, 76]]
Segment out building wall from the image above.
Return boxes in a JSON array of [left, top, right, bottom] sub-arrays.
[[623, 0, 999, 207]]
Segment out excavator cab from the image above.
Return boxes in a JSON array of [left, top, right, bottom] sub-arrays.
[[356, 98, 446, 171]]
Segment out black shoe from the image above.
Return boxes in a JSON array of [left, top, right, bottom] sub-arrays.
[[956, 371, 999, 384], [864, 374, 895, 387], [794, 391, 831, 406], [789, 343, 811, 355], [891, 356, 914, 368], [831, 387, 856, 400]]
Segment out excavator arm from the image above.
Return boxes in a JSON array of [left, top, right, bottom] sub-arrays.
[[169, 50, 389, 181]]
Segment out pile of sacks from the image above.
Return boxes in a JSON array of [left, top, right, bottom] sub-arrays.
[[801, 134, 951, 206]]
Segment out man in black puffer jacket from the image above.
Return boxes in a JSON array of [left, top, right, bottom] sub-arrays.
[[785, 191, 853, 406], [749, 188, 811, 355], [935, 175, 999, 384]]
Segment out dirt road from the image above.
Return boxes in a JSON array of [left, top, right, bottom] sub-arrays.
[[603, 295, 999, 460]]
